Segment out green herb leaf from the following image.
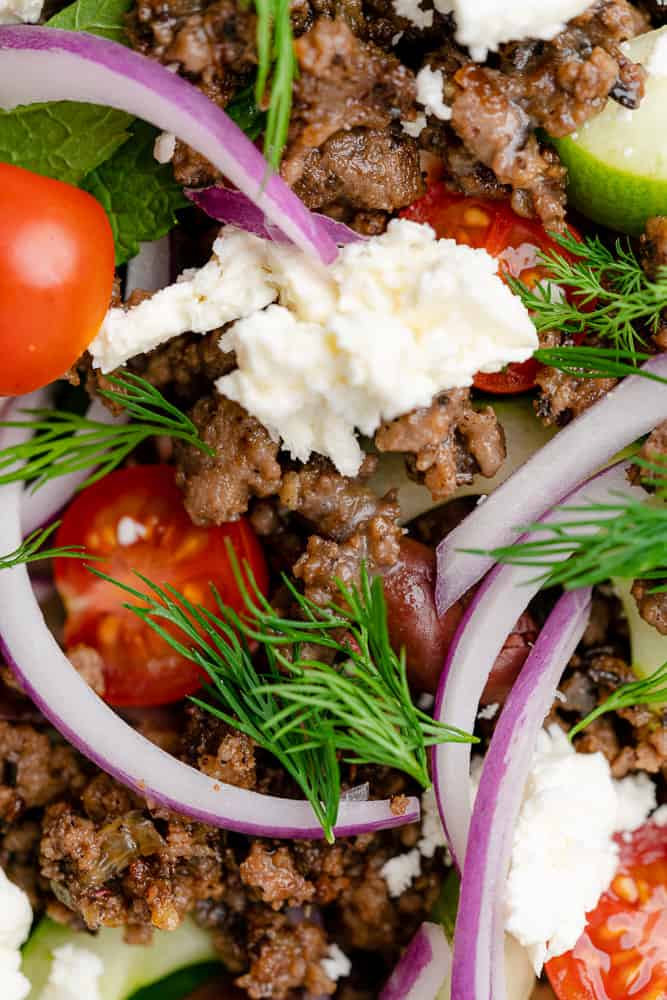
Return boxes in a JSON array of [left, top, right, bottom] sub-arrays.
[[226, 84, 266, 142], [82, 121, 189, 265], [0, 373, 213, 492], [569, 661, 667, 740], [48, 0, 133, 43], [534, 345, 667, 384], [0, 521, 90, 570], [253, 0, 295, 169]]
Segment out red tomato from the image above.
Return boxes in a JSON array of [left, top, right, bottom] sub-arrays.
[[54, 465, 268, 707], [546, 821, 667, 1000], [401, 184, 577, 394], [0, 163, 114, 395]]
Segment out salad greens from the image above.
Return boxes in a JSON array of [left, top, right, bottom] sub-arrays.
[[47, 0, 133, 39]]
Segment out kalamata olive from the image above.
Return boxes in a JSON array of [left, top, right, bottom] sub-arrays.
[[479, 611, 538, 705]]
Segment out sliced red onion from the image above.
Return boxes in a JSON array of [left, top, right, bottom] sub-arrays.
[[125, 236, 172, 297], [451, 588, 591, 1000], [0, 27, 338, 264], [380, 922, 451, 1000], [435, 354, 667, 614], [186, 185, 364, 247], [433, 461, 646, 871]]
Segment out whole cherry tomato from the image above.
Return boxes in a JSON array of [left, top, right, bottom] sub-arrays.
[[0, 163, 114, 395], [54, 465, 268, 707]]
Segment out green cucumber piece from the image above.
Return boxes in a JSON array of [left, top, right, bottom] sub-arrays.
[[549, 27, 667, 234], [23, 917, 220, 1000], [613, 575, 667, 679]]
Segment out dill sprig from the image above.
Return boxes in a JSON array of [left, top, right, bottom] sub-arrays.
[[93, 560, 474, 841], [569, 661, 667, 740], [534, 345, 667, 384], [507, 230, 667, 353], [0, 373, 212, 492], [0, 521, 90, 570], [253, 0, 295, 169]]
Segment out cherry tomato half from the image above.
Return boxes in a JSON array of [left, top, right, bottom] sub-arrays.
[[0, 163, 114, 395], [546, 820, 667, 1000], [401, 184, 578, 394], [54, 465, 268, 707]]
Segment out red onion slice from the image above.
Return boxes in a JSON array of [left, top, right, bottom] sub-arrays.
[[435, 354, 667, 614], [187, 185, 364, 246], [0, 405, 418, 839], [433, 461, 646, 870], [451, 588, 591, 1000], [380, 922, 451, 1000], [0, 26, 338, 265]]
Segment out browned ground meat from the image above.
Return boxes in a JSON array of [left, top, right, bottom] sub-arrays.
[[183, 707, 257, 789], [240, 842, 316, 909], [237, 917, 334, 999], [535, 341, 617, 425], [128, 330, 236, 400], [284, 19, 423, 220], [639, 217, 667, 347], [68, 646, 106, 698], [631, 579, 667, 634], [375, 390, 506, 500], [175, 393, 283, 525], [0, 723, 86, 826], [629, 420, 667, 486]]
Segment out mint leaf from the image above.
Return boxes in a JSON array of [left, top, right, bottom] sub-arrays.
[[0, 102, 132, 185], [47, 0, 132, 43], [82, 121, 189, 264]]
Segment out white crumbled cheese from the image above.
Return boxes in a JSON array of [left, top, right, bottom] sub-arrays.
[[391, 30, 404, 45], [417, 786, 449, 858], [90, 228, 275, 372], [647, 31, 667, 77], [504, 726, 656, 975], [0, 0, 43, 24], [321, 944, 352, 982], [477, 702, 499, 721], [380, 848, 422, 897], [416, 66, 452, 121], [401, 113, 427, 138], [652, 804, 667, 826], [116, 515, 148, 547], [392, 0, 433, 30], [0, 869, 32, 1000], [217, 219, 537, 477], [417, 692, 435, 710], [153, 131, 177, 164], [441, 0, 593, 61], [614, 772, 657, 833], [40, 944, 104, 1000]]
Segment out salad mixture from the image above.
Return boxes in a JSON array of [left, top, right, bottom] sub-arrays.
[[0, 0, 666, 998]]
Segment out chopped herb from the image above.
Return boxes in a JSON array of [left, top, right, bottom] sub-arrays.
[[0, 373, 213, 492], [0, 521, 90, 570], [534, 345, 667, 385], [253, 0, 295, 169], [569, 661, 667, 740]]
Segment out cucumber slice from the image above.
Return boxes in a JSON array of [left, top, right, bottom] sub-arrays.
[[23, 917, 220, 1000], [366, 397, 555, 525], [613, 576, 667, 679], [550, 27, 667, 234]]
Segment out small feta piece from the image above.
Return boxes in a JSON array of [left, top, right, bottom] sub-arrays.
[[153, 131, 176, 164], [218, 219, 537, 477], [401, 113, 427, 138], [0, 948, 30, 1000], [647, 32, 667, 78], [40, 944, 104, 1000], [380, 847, 422, 897], [392, 0, 433, 30], [442, 0, 593, 61], [477, 702, 499, 721], [652, 804, 667, 826], [417, 786, 449, 858], [614, 772, 657, 832], [0, 869, 32, 1000], [416, 66, 452, 121], [0, 0, 43, 24], [116, 516, 148, 547], [321, 943, 352, 982], [90, 228, 275, 372]]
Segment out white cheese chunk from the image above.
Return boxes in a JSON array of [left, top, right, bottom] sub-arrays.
[[90, 228, 275, 372], [0, 869, 32, 1000], [614, 772, 657, 833], [416, 65, 452, 121], [417, 786, 449, 859], [40, 944, 104, 1000], [153, 131, 177, 164], [380, 847, 422, 897], [321, 943, 352, 982], [218, 219, 537, 476], [652, 803, 667, 826], [0, 0, 43, 24], [116, 515, 148, 547], [392, 0, 434, 30], [401, 113, 427, 138]]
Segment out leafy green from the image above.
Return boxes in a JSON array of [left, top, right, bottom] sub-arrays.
[[226, 84, 266, 141], [83, 121, 189, 264], [569, 661, 667, 740], [48, 0, 133, 42], [431, 868, 460, 942], [129, 963, 223, 1000]]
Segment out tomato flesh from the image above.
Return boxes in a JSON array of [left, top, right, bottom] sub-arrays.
[[401, 184, 576, 395], [546, 821, 667, 1000], [0, 163, 114, 395], [54, 465, 268, 707]]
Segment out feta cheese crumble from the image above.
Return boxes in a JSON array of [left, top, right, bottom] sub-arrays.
[[40, 944, 104, 1000], [477, 701, 499, 721], [217, 219, 537, 476], [321, 943, 352, 982], [380, 847, 422, 897], [116, 515, 148, 547], [0, 0, 43, 24], [416, 66, 452, 121], [647, 32, 667, 78], [652, 804, 667, 826], [417, 786, 449, 858], [0, 869, 32, 1000], [153, 131, 177, 164], [503, 726, 656, 974]]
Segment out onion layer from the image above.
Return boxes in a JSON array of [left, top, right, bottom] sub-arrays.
[[432, 462, 646, 870], [435, 354, 667, 614], [0, 26, 338, 264], [380, 922, 451, 1000], [451, 588, 591, 1000]]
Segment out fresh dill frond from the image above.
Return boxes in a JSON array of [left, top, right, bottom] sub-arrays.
[[507, 230, 667, 352], [93, 558, 475, 841], [0, 373, 213, 492], [533, 345, 667, 384], [0, 521, 90, 570], [569, 661, 667, 740], [253, 0, 295, 169]]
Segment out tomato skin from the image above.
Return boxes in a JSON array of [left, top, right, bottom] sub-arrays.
[[0, 163, 114, 395], [54, 465, 268, 707], [546, 821, 667, 1000], [401, 184, 578, 395]]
